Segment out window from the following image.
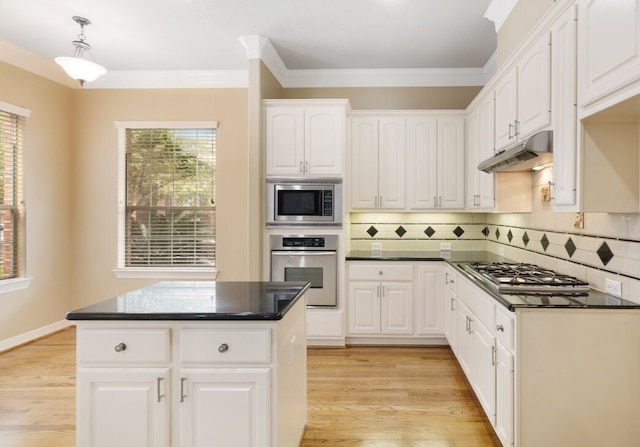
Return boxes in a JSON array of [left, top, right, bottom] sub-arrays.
[[115, 122, 217, 279], [0, 102, 28, 289]]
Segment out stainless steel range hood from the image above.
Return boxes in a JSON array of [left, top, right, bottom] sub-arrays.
[[478, 130, 553, 173]]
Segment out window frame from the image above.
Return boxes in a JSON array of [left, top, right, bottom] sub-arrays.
[[113, 121, 218, 280], [0, 101, 32, 294]]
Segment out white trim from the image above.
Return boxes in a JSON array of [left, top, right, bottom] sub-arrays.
[[0, 101, 31, 118], [113, 268, 218, 280], [114, 121, 218, 129], [0, 277, 32, 295], [87, 70, 249, 89], [0, 319, 72, 353]]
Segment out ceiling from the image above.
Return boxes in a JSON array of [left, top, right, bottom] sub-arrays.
[[0, 0, 498, 88]]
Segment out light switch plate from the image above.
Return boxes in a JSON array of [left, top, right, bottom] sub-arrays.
[[440, 243, 451, 251]]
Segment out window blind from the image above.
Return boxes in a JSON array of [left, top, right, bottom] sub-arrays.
[[0, 110, 25, 280], [124, 127, 216, 268]]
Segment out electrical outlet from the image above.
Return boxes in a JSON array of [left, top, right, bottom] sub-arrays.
[[440, 243, 451, 251], [498, 247, 504, 256], [371, 242, 382, 251], [605, 279, 622, 297]]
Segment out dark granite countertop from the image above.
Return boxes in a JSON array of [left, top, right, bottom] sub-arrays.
[[346, 250, 640, 310], [66, 281, 310, 321]]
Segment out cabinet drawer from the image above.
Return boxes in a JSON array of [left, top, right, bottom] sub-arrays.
[[495, 307, 515, 350], [180, 329, 271, 364], [77, 328, 171, 365], [349, 264, 413, 281]]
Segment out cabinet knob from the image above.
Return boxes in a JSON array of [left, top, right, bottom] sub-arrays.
[[496, 324, 504, 332], [378, 271, 383, 275], [114, 342, 127, 352], [218, 343, 229, 353]]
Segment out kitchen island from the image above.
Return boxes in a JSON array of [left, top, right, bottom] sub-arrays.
[[66, 281, 309, 447]]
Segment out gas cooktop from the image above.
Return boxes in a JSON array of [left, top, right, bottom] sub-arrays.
[[463, 262, 590, 295]]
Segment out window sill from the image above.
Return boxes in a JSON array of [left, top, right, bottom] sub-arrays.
[[113, 268, 218, 280], [0, 277, 33, 294]]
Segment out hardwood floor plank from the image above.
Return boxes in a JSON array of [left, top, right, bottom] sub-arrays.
[[0, 329, 501, 447]]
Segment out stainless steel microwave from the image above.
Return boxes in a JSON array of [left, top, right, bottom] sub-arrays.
[[266, 178, 342, 226]]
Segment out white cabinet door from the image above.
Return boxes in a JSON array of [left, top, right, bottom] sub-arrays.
[[437, 116, 465, 209], [443, 267, 458, 352], [350, 117, 379, 208], [477, 96, 496, 208], [469, 317, 497, 424], [578, 0, 640, 106], [552, 5, 579, 208], [265, 107, 305, 176], [517, 32, 552, 138], [380, 282, 413, 335], [494, 32, 551, 151], [495, 341, 515, 447], [466, 107, 481, 209], [179, 368, 271, 447], [407, 115, 465, 210], [350, 116, 405, 209], [455, 301, 473, 377], [378, 117, 406, 209], [416, 264, 445, 336], [407, 116, 438, 209], [305, 107, 344, 175], [348, 282, 382, 334], [77, 368, 170, 447], [494, 69, 518, 150]]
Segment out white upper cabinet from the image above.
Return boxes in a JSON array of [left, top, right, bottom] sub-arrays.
[[407, 114, 465, 210], [466, 94, 495, 210], [350, 115, 406, 209], [494, 32, 552, 151], [551, 4, 579, 209], [265, 100, 348, 177], [578, 0, 640, 111]]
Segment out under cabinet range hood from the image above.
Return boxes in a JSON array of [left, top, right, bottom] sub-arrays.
[[478, 130, 553, 173]]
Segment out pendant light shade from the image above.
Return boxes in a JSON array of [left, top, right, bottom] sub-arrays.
[[55, 16, 106, 86]]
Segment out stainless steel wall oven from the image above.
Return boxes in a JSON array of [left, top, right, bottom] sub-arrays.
[[270, 234, 338, 307]]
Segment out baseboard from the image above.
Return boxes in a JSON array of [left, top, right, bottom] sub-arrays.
[[307, 337, 346, 347], [0, 319, 74, 353]]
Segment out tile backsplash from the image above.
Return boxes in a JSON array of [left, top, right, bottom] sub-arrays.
[[349, 209, 640, 303]]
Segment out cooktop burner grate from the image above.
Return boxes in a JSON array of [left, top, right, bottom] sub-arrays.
[[464, 262, 590, 294]]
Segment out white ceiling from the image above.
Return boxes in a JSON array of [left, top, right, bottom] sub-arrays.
[[0, 0, 498, 88]]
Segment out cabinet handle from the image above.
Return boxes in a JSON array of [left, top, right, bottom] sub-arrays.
[[434, 196, 438, 208], [445, 272, 449, 283], [180, 377, 187, 403], [496, 324, 504, 332], [450, 297, 455, 312], [156, 377, 164, 403], [439, 196, 442, 208], [508, 123, 514, 139], [514, 120, 520, 137], [305, 161, 309, 174], [378, 196, 382, 207], [218, 343, 229, 353], [548, 181, 555, 200], [491, 345, 497, 366], [114, 342, 126, 352], [298, 161, 303, 173]]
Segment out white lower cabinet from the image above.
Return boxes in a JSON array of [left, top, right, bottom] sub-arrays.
[[347, 261, 445, 342], [443, 265, 459, 353], [449, 273, 515, 447]]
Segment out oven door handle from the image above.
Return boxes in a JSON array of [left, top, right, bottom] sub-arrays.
[[271, 251, 336, 257]]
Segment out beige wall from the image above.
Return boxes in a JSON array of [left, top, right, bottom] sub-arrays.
[[497, 0, 556, 67], [70, 88, 249, 308], [0, 62, 74, 340]]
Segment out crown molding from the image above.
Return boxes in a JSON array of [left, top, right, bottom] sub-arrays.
[[87, 70, 248, 89], [484, 0, 519, 32]]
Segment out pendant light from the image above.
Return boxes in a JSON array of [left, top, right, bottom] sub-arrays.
[[55, 16, 106, 86]]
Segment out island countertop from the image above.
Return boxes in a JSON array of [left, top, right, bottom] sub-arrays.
[[65, 281, 310, 321]]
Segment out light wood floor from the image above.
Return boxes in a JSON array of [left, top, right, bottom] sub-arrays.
[[0, 328, 500, 447]]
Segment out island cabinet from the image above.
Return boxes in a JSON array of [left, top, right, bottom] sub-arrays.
[[72, 285, 307, 447], [264, 99, 349, 177], [494, 31, 551, 151], [346, 261, 445, 343]]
